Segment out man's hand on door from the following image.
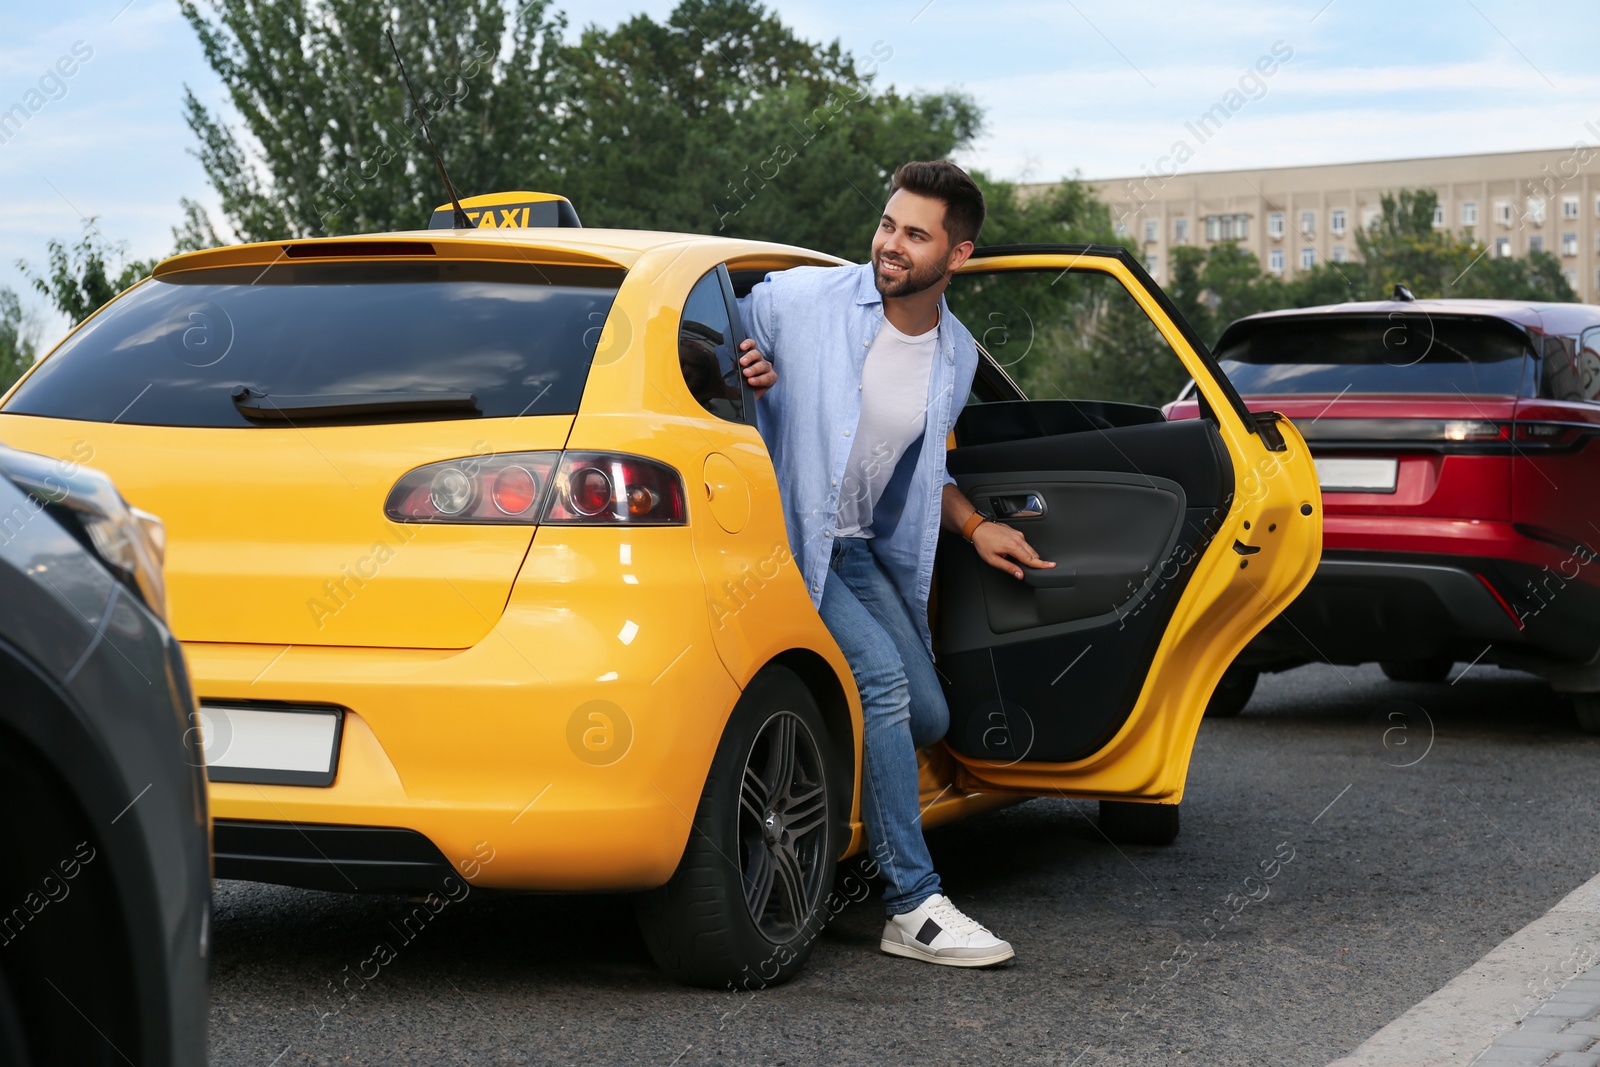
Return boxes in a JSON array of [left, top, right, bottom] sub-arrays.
[[973, 520, 1055, 580]]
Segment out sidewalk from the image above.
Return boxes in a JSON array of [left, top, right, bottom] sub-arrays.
[[1328, 869, 1600, 1066]]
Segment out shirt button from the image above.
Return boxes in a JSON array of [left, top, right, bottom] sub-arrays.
[[844, 430, 851, 437], [825, 531, 832, 538], [831, 479, 838, 486]]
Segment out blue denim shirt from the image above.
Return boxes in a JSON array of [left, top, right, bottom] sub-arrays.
[[738, 262, 979, 654]]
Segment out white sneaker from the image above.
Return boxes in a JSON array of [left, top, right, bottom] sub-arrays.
[[880, 893, 1015, 967]]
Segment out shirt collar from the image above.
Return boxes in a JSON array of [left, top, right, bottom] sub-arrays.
[[853, 261, 881, 306]]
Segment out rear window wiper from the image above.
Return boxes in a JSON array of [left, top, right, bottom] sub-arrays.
[[230, 386, 480, 421]]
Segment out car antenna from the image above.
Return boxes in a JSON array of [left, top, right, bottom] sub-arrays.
[[384, 28, 472, 230], [1392, 283, 1416, 302]]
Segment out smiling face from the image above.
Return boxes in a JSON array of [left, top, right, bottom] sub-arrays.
[[870, 189, 969, 300]]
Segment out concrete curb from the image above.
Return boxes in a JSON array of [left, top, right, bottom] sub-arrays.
[[1328, 869, 1600, 1066]]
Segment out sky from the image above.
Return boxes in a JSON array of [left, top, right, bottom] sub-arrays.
[[3, 0, 1598, 345]]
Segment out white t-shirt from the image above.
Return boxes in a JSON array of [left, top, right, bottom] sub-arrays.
[[834, 317, 939, 539]]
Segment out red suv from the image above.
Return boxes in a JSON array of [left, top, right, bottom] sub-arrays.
[[1167, 296, 1600, 728]]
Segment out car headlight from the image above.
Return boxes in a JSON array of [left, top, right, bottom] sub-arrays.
[[0, 444, 168, 621]]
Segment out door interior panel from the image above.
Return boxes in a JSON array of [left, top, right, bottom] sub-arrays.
[[938, 406, 1233, 765], [942, 472, 1185, 641]]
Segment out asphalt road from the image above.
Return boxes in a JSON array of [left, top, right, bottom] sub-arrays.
[[209, 663, 1600, 1066]]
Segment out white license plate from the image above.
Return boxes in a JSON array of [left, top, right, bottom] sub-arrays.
[[1314, 457, 1398, 493], [198, 704, 342, 786]]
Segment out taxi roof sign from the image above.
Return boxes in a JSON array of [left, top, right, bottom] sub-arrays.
[[428, 191, 581, 230]]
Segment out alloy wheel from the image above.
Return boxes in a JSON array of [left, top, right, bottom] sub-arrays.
[[737, 710, 829, 943]]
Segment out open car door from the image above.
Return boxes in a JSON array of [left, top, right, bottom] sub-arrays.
[[935, 245, 1321, 815]]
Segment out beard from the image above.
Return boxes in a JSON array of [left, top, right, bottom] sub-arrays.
[[872, 249, 948, 299]]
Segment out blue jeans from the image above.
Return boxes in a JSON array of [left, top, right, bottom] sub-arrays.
[[818, 536, 948, 915]]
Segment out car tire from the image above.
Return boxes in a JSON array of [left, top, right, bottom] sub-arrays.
[[1572, 694, 1600, 735], [1380, 658, 1455, 683], [1099, 800, 1180, 845], [1204, 667, 1259, 718], [634, 666, 841, 989]]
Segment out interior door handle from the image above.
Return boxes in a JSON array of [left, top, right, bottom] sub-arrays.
[[989, 492, 1046, 519]]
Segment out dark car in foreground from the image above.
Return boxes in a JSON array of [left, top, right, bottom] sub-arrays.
[[1168, 296, 1600, 728], [0, 444, 209, 1065]]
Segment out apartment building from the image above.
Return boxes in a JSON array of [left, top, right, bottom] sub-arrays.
[[1052, 146, 1600, 301]]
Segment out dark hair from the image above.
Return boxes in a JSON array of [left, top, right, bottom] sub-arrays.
[[890, 160, 986, 248]]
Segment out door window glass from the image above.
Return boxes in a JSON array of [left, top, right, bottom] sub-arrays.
[[946, 266, 1185, 410], [678, 269, 745, 422]]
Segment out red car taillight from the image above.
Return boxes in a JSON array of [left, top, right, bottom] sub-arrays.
[[543, 452, 686, 525], [384, 451, 685, 526]]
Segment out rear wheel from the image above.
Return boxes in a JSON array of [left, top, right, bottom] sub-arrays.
[[1572, 694, 1600, 735], [1204, 667, 1259, 718], [635, 667, 840, 989], [1099, 800, 1180, 845], [1380, 658, 1454, 683]]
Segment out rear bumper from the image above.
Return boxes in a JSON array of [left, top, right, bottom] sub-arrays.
[[1242, 546, 1600, 668], [187, 526, 746, 893]]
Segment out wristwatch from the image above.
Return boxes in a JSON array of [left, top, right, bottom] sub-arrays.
[[961, 512, 988, 544]]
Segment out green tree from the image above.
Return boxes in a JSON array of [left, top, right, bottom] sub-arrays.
[[1166, 244, 1213, 344], [0, 288, 37, 392], [1455, 248, 1577, 302], [1196, 243, 1286, 337], [18, 221, 157, 327], [18, 202, 225, 328], [177, 0, 980, 257], [181, 0, 570, 240], [1339, 189, 1575, 302]]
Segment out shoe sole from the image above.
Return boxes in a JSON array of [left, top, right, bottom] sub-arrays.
[[879, 938, 1015, 968]]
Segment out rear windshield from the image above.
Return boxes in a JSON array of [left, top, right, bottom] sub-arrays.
[[1216, 314, 1535, 397], [4, 261, 625, 427]]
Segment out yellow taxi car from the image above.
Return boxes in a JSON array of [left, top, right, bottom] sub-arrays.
[[0, 191, 1321, 987]]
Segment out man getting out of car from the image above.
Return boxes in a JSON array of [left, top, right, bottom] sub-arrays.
[[735, 160, 1055, 967]]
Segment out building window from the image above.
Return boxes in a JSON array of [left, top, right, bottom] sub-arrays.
[[1495, 236, 1511, 258], [1331, 245, 1347, 263], [1299, 210, 1316, 237], [1113, 219, 1130, 237], [1144, 255, 1159, 275], [1300, 247, 1316, 270], [1461, 201, 1478, 226], [1361, 206, 1381, 231], [1527, 196, 1546, 224], [1529, 234, 1545, 254], [1268, 212, 1285, 238], [1173, 217, 1188, 242], [1330, 209, 1347, 235], [1143, 219, 1159, 243], [1496, 201, 1514, 227], [1268, 248, 1284, 273], [1432, 204, 1445, 228], [1204, 214, 1249, 241], [1564, 232, 1579, 256], [1564, 196, 1581, 219], [1563, 269, 1578, 290]]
